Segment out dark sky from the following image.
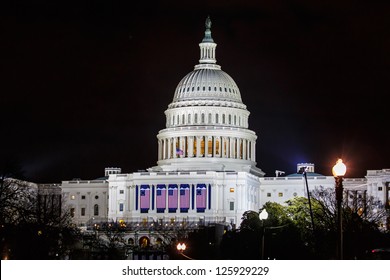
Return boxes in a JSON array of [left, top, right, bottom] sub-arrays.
[[2, 1, 389, 183]]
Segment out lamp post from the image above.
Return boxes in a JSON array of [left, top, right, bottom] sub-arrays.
[[176, 242, 194, 260], [332, 159, 347, 260], [259, 209, 268, 260]]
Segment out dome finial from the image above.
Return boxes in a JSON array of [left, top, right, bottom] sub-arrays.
[[202, 16, 214, 43]]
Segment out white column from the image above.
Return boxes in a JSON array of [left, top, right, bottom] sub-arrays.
[[158, 139, 162, 161], [173, 137, 177, 158], [237, 138, 241, 159], [243, 139, 247, 160], [167, 138, 172, 159], [188, 136, 194, 157]]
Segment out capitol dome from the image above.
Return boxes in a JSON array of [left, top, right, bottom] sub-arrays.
[[152, 17, 263, 176], [171, 67, 243, 105], [169, 17, 245, 110]]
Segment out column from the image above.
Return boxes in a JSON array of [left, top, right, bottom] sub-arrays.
[[237, 138, 241, 159], [243, 139, 247, 160], [173, 137, 177, 158], [167, 138, 172, 159], [196, 136, 201, 157], [163, 139, 167, 160], [158, 139, 162, 161], [188, 136, 194, 157]]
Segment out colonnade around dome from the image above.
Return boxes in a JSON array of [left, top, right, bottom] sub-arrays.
[[157, 135, 256, 162]]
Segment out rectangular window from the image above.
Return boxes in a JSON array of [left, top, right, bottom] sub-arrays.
[[71, 195, 75, 200], [229, 201, 234, 211], [119, 190, 124, 194], [81, 195, 86, 200], [180, 189, 185, 196], [168, 190, 174, 196], [140, 190, 145, 196], [278, 192, 283, 197], [70, 208, 75, 217], [230, 188, 235, 193], [157, 190, 162, 196], [267, 193, 271, 197], [81, 208, 85, 216], [378, 187, 383, 191], [119, 203, 124, 212]]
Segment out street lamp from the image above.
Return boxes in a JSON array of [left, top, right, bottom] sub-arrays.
[[332, 159, 346, 260], [176, 242, 186, 252], [259, 209, 268, 260], [176, 242, 194, 260]]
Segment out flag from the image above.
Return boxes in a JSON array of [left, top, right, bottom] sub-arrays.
[[180, 184, 190, 210], [156, 184, 166, 211], [176, 147, 184, 155], [140, 185, 150, 210], [196, 184, 207, 210]]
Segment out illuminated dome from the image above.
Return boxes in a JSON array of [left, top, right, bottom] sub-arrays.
[[151, 17, 264, 176], [171, 68, 243, 105], [169, 18, 245, 110]]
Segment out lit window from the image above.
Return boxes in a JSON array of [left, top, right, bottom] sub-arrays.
[[71, 195, 75, 200], [230, 188, 234, 193], [278, 192, 283, 197]]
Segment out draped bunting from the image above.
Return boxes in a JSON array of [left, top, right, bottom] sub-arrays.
[[196, 184, 207, 212], [180, 184, 190, 211]]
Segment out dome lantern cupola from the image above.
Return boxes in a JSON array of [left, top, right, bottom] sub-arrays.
[[198, 16, 217, 65]]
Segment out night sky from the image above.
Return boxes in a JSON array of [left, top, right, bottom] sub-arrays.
[[2, 1, 389, 183]]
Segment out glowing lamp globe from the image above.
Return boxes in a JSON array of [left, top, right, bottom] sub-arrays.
[[332, 159, 347, 177], [259, 209, 269, 221]]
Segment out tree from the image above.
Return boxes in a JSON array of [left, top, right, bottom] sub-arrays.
[[0, 164, 80, 259]]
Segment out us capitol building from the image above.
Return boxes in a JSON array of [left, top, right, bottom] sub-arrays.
[[60, 18, 390, 242]]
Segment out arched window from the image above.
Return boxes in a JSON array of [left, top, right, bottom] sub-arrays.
[[201, 113, 205, 123], [208, 113, 212, 124], [94, 204, 99, 216]]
